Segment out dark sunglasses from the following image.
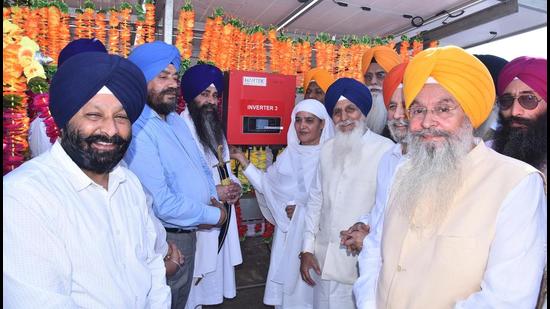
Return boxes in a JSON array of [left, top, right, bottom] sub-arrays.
[[498, 94, 542, 110]]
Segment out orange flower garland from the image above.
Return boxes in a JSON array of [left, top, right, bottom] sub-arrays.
[[400, 35, 410, 62], [119, 3, 133, 57], [199, 16, 214, 61], [175, 2, 195, 60], [95, 11, 107, 45], [144, 1, 156, 42], [107, 9, 120, 54], [429, 40, 439, 48], [411, 38, 424, 56], [47, 5, 61, 65]]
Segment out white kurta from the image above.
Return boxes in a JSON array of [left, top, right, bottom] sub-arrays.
[[303, 129, 394, 309], [245, 99, 336, 308], [29, 116, 54, 158], [180, 109, 243, 308], [354, 143, 548, 309], [3, 141, 171, 308]]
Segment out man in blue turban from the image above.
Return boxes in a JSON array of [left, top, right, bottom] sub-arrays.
[[299, 77, 393, 308], [4, 52, 172, 308], [29, 38, 108, 158], [125, 42, 228, 309], [179, 64, 242, 308]]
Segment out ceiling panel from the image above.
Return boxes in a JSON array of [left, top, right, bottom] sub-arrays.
[[59, 0, 547, 49]]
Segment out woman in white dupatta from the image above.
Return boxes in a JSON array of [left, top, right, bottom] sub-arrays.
[[230, 99, 335, 309]]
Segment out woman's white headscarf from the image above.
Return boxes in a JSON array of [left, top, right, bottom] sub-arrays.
[[257, 99, 335, 228]]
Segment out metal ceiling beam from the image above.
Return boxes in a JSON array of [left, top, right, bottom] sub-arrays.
[[276, 0, 324, 31], [420, 0, 519, 44]]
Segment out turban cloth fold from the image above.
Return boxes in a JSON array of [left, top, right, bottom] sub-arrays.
[[303, 68, 335, 93], [383, 62, 408, 107], [361, 46, 402, 76], [128, 41, 181, 83], [324, 78, 372, 117], [403, 46, 495, 128], [57, 38, 107, 67], [180, 64, 224, 104], [474, 54, 508, 94], [49, 52, 147, 129], [497, 56, 547, 103]]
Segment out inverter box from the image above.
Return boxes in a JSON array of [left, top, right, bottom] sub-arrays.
[[222, 70, 296, 145]]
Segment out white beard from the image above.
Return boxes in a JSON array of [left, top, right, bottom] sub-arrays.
[[365, 91, 387, 134], [332, 117, 368, 171], [389, 119, 474, 233]]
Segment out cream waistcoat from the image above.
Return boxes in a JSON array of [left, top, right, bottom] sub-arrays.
[[376, 142, 540, 309]]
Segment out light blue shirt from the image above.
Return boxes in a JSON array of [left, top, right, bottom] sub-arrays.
[[124, 105, 220, 229]]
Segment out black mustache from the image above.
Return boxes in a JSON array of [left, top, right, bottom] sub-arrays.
[[160, 88, 177, 96], [509, 116, 534, 126], [85, 134, 127, 146]]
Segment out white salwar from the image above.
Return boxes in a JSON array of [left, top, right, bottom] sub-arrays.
[[180, 109, 243, 308], [244, 99, 335, 308]]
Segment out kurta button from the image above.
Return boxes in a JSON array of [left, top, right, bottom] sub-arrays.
[[397, 265, 402, 271]]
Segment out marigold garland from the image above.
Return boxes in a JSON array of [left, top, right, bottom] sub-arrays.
[[107, 9, 120, 54], [3, 21, 46, 174], [119, 3, 132, 57], [144, 1, 156, 42]]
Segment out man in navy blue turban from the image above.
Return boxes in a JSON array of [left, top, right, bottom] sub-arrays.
[[180, 64, 226, 156], [29, 38, 108, 158], [179, 64, 242, 308], [3, 51, 172, 308], [299, 77, 393, 307], [57, 38, 107, 67], [125, 42, 228, 309], [474, 54, 509, 140], [48, 51, 146, 174]]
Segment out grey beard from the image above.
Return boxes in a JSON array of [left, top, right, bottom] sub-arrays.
[[365, 92, 387, 134], [389, 119, 474, 233], [387, 118, 409, 144]]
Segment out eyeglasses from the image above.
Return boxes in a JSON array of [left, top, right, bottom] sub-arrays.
[[364, 71, 386, 83], [407, 105, 459, 120], [498, 94, 542, 110]]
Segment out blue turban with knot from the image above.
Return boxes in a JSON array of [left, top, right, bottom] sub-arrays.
[[180, 64, 224, 104], [49, 52, 147, 129], [324, 77, 372, 117], [128, 41, 181, 83], [57, 38, 107, 67]]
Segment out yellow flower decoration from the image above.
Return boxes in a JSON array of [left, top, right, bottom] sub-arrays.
[[23, 60, 46, 80], [3, 20, 20, 34]]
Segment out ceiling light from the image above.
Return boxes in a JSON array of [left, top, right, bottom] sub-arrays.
[[411, 16, 424, 27]]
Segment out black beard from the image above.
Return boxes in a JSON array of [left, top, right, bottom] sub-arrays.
[[60, 124, 130, 174], [147, 88, 177, 116], [493, 111, 547, 169], [188, 101, 225, 156]]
